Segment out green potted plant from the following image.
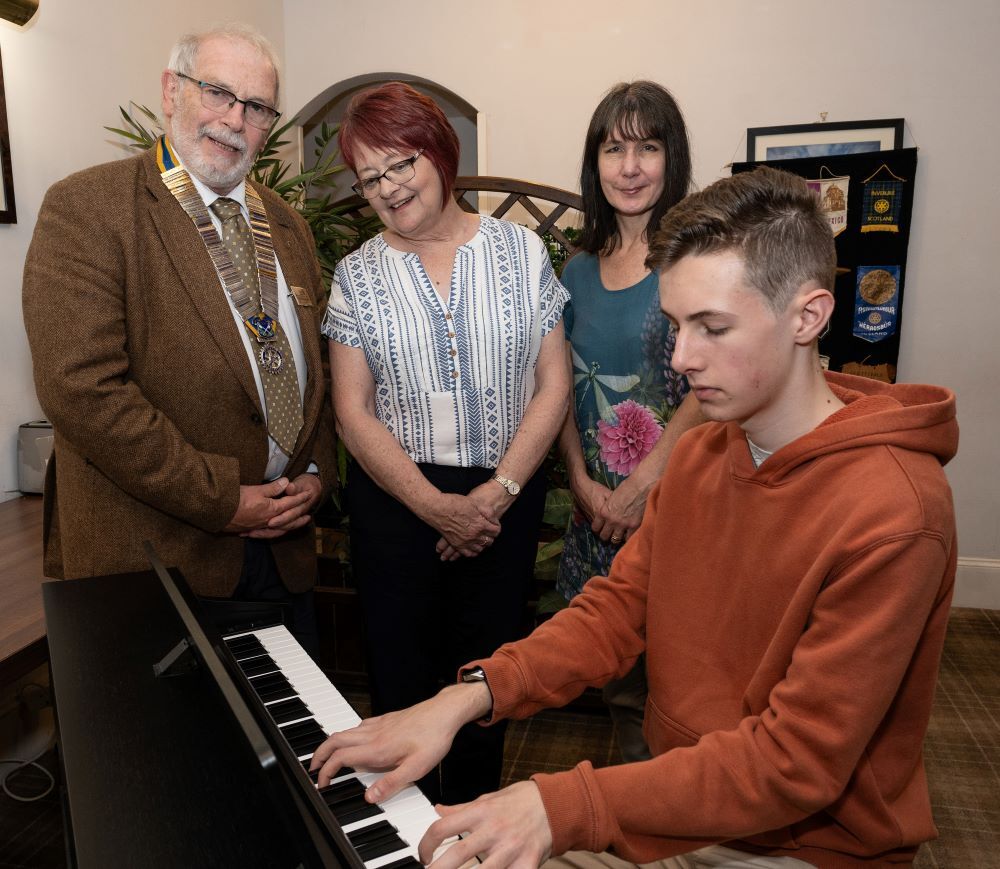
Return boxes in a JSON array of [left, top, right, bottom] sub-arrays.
[[105, 103, 382, 281]]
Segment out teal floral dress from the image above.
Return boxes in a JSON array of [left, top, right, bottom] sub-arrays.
[[556, 253, 689, 600]]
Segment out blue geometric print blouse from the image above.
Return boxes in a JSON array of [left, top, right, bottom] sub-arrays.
[[323, 216, 568, 467]]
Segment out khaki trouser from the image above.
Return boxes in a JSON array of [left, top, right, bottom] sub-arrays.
[[546, 845, 816, 869], [602, 655, 651, 762]]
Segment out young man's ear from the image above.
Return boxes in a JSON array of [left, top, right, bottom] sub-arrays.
[[793, 285, 835, 346]]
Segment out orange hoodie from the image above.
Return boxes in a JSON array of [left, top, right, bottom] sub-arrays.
[[476, 372, 958, 868]]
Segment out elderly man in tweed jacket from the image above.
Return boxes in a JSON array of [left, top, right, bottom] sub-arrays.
[[22, 24, 335, 649]]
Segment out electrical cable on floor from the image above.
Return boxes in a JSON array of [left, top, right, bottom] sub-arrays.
[[0, 681, 56, 802], [0, 757, 55, 802]]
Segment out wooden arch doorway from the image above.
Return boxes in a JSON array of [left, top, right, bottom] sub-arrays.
[[299, 73, 480, 204]]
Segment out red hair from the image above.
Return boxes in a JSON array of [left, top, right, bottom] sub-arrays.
[[339, 82, 460, 210]]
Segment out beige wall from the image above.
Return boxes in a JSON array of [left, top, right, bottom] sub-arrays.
[[284, 0, 1000, 605], [2, 1, 997, 603]]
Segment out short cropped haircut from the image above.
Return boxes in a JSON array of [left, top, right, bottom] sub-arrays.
[[339, 82, 460, 211], [167, 23, 281, 106], [647, 166, 836, 312], [578, 81, 691, 256]]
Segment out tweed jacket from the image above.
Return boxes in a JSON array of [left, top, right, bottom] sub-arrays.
[[22, 149, 336, 597]]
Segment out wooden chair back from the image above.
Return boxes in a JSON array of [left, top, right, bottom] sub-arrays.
[[334, 176, 583, 261]]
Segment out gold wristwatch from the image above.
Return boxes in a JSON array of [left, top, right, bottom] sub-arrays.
[[492, 473, 521, 496]]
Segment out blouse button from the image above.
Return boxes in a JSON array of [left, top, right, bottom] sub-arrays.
[[452, 371, 459, 378], [445, 312, 452, 320], [449, 350, 457, 357], [448, 331, 455, 338]]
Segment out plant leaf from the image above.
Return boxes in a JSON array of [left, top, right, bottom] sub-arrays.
[[542, 487, 574, 528], [535, 538, 564, 564], [535, 589, 570, 615]]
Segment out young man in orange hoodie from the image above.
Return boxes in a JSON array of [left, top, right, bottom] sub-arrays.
[[312, 166, 959, 869]]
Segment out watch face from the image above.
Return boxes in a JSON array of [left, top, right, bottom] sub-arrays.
[[507, 481, 521, 495]]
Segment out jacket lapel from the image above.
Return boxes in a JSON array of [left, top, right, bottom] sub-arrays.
[[140, 152, 262, 412]]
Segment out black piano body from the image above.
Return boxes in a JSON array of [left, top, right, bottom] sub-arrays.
[[43, 564, 366, 869]]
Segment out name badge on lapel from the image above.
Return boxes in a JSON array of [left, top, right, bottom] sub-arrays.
[[289, 285, 313, 307]]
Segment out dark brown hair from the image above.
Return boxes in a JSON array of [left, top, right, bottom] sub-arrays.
[[578, 81, 691, 256], [646, 166, 836, 311]]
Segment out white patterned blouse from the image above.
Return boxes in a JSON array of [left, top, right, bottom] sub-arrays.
[[322, 216, 568, 468]]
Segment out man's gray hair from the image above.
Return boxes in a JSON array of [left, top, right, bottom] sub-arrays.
[[167, 23, 281, 106]]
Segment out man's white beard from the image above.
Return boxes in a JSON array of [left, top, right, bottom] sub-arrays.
[[170, 120, 257, 192]]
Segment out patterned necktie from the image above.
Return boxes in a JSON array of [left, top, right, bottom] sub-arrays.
[[210, 197, 304, 456]]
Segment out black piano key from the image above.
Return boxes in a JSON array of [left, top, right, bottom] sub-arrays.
[[334, 800, 383, 826], [225, 644, 266, 661], [224, 634, 265, 653], [286, 731, 326, 757], [356, 834, 408, 862], [324, 790, 371, 814], [285, 731, 324, 754], [224, 637, 267, 660], [283, 731, 326, 753], [283, 729, 326, 751], [303, 759, 355, 779], [280, 719, 325, 741], [378, 859, 422, 869], [266, 697, 312, 725], [320, 778, 366, 803], [249, 671, 291, 691], [323, 791, 366, 811], [254, 682, 297, 704], [348, 820, 398, 847], [248, 672, 296, 701], [238, 655, 278, 677], [349, 822, 405, 862]]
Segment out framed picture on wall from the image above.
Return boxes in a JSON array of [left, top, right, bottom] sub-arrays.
[[746, 118, 903, 163], [1, 45, 16, 224]]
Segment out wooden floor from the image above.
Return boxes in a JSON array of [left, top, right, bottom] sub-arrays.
[[0, 496, 48, 686]]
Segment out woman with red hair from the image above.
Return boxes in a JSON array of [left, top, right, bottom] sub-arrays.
[[322, 82, 569, 804]]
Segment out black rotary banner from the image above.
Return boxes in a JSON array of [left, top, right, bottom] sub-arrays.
[[732, 147, 918, 382]]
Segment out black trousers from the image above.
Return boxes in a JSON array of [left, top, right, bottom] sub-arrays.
[[348, 462, 545, 805], [233, 538, 320, 662]]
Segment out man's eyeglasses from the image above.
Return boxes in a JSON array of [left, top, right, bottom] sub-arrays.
[[173, 71, 280, 131], [351, 151, 424, 199]]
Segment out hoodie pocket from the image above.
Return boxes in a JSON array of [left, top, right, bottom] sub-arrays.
[[644, 695, 701, 755]]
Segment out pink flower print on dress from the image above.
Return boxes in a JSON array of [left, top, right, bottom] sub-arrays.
[[596, 399, 663, 476]]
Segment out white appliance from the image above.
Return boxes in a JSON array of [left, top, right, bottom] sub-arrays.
[[18, 420, 53, 494]]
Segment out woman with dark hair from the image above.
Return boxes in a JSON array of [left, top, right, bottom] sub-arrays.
[[556, 81, 702, 760], [322, 82, 569, 804]]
